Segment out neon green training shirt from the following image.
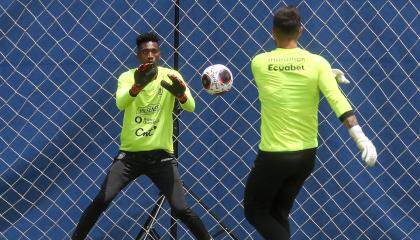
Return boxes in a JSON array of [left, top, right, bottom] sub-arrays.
[[116, 66, 195, 153], [251, 47, 352, 152]]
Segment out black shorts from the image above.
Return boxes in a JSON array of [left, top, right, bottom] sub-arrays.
[[244, 148, 317, 239], [105, 149, 187, 211]]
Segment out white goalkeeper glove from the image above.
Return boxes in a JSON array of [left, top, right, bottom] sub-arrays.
[[348, 125, 377, 166], [332, 68, 350, 84]]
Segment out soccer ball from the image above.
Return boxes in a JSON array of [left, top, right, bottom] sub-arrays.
[[201, 64, 233, 95]]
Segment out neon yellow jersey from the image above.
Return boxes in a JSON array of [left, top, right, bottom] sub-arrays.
[[116, 66, 195, 153], [251, 48, 352, 152]]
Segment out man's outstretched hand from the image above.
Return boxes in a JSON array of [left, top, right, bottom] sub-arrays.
[[161, 74, 188, 103], [332, 68, 350, 84], [130, 63, 158, 96]]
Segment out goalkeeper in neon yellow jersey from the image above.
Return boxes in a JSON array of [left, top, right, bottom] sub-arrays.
[[72, 32, 211, 240], [243, 6, 377, 240]]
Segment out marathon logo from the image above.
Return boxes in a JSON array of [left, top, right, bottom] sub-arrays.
[[268, 64, 304, 71], [137, 104, 160, 115], [268, 57, 305, 63]]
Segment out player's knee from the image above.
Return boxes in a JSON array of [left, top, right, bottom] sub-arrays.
[[172, 208, 191, 219], [244, 205, 268, 225], [93, 192, 113, 209], [172, 207, 191, 220]]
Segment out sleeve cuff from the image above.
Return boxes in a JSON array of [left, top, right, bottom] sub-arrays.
[[339, 110, 355, 122], [129, 85, 142, 97]]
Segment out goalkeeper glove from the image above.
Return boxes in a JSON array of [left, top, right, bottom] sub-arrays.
[[161, 74, 188, 103], [130, 63, 158, 96], [332, 68, 350, 84], [348, 125, 377, 167]]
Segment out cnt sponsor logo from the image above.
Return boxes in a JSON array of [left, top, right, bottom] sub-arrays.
[[135, 126, 157, 137]]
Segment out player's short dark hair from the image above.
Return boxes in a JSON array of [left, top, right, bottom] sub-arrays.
[[273, 6, 301, 37], [136, 32, 160, 48]]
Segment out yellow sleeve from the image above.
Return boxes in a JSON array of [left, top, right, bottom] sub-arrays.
[[116, 70, 136, 111], [317, 56, 353, 117], [181, 85, 195, 112]]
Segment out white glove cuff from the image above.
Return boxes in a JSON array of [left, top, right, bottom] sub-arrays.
[[348, 125, 368, 142]]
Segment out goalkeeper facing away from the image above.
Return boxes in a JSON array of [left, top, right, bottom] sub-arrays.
[[72, 32, 211, 240], [244, 6, 377, 240]]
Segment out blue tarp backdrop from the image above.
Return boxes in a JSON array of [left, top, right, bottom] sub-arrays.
[[0, 0, 418, 239]]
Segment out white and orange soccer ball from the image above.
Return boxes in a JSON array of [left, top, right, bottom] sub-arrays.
[[201, 64, 233, 95]]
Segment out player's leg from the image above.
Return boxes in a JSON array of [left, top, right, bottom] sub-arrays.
[[146, 151, 211, 240], [72, 152, 136, 240], [270, 148, 317, 236], [244, 151, 290, 240]]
